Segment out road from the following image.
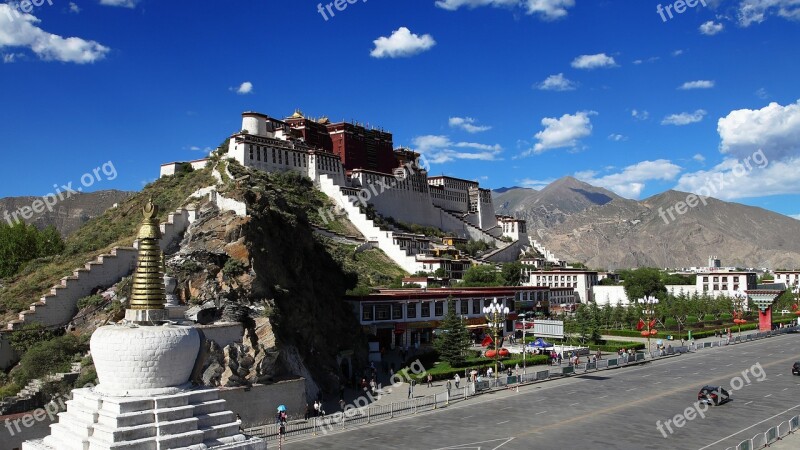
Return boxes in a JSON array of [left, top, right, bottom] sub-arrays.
[[285, 333, 800, 450]]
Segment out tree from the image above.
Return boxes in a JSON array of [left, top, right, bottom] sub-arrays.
[[461, 265, 501, 287], [499, 261, 524, 286], [662, 273, 695, 285], [433, 299, 472, 366], [623, 268, 666, 301], [598, 278, 618, 286]]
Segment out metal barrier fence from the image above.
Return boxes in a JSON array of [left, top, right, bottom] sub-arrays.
[[246, 326, 799, 444], [727, 415, 800, 450]]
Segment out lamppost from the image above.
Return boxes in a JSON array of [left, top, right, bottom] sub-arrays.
[[483, 298, 510, 381], [520, 312, 530, 375], [732, 290, 748, 337], [638, 295, 659, 357]]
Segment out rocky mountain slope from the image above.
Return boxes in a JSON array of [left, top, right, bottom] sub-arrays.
[[494, 178, 800, 269], [0, 190, 133, 236]]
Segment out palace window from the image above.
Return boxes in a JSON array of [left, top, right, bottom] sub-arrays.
[[472, 299, 481, 314], [421, 302, 431, 318], [362, 305, 373, 322], [392, 304, 403, 320], [375, 304, 390, 321], [407, 303, 417, 319], [434, 301, 444, 317], [460, 300, 468, 315]]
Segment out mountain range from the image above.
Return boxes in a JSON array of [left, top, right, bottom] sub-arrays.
[[493, 177, 800, 270], [0, 190, 133, 236]]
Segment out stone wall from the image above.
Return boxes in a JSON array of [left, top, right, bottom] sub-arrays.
[[198, 322, 244, 348], [3, 411, 55, 450], [218, 378, 306, 427]]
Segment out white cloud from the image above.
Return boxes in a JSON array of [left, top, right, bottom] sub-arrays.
[[693, 153, 706, 163], [99, 0, 139, 8], [571, 53, 617, 69], [755, 88, 769, 99], [661, 109, 707, 126], [523, 0, 576, 20], [790, 214, 800, 220], [738, 0, 800, 26], [370, 27, 435, 59], [232, 81, 253, 95], [69, 2, 81, 13], [0, 5, 109, 63], [672, 49, 684, 56], [412, 135, 503, 164], [522, 111, 596, 156], [632, 109, 650, 121], [577, 159, 682, 199], [674, 156, 800, 200], [679, 80, 715, 90], [608, 134, 627, 142], [536, 73, 577, 91], [518, 178, 556, 189], [699, 20, 724, 35], [449, 117, 491, 133], [434, 0, 576, 20], [717, 99, 800, 160], [2, 52, 23, 63]]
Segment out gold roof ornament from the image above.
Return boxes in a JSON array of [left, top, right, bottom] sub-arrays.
[[291, 109, 304, 119], [130, 199, 166, 311], [318, 116, 330, 124]]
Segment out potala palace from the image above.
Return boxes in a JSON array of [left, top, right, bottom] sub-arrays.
[[161, 110, 551, 274]]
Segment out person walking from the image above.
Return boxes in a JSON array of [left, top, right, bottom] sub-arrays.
[[454, 373, 460, 389], [313, 400, 320, 417], [304, 403, 311, 421], [408, 381, 413, 399], [426, 373, 433, 388], [339, 399, 346, 411], [446, 380, 452, 398]]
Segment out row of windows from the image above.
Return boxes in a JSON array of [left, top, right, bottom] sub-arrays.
[[361, 298, 514, 322], [702, 284, 740, 291], [536, 275, 580, 282], [249, 145, 304, 168], [702, 276, 741, 282]]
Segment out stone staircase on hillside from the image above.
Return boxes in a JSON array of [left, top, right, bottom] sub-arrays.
[[5, 208, 197, 331], [0, 361, 83, 415], [433, 205, 503, 244], [531, 238, 561, 264], [318, 175, 423, 274]]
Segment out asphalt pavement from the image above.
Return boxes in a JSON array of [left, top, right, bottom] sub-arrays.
[[286, 332, 800, 450]]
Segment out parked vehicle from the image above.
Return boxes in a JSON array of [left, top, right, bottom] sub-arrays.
[[792, 362, 800, 376], [698, 386, 731, 405]]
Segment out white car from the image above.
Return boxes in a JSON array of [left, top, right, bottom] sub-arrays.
[[781, 309, 791, 315]]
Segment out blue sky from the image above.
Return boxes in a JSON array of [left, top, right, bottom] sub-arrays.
[[1, 0, 799, 218]]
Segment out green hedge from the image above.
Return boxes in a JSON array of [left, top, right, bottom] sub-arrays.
[[408, 355, 550, 381], [602, 317, 797, 341]]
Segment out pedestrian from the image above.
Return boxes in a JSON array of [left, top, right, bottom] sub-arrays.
[[339, 384, 345, 401], [339, 399, 346, 411], [313, 400, 320, 417], [507, 367, 512, 377], [454, 373, 460, 389], [369, 379, 377, 395], [596, 350, 602, 360], [236, 414, 244, 433], [426, 373, 433, 388], [408, 381, 413, 399], [446, 380, 452, 397], [304, 403, 311, 420]]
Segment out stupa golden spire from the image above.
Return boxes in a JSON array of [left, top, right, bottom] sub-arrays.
[[130, 199, 165, 310]]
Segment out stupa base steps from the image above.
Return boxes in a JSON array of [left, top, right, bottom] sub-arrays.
[[22, 388, 265, 450]]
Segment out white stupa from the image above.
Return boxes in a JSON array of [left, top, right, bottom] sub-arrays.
[[23, 200, 266, 450]]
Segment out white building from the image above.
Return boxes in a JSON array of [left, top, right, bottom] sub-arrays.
[[774, 270, 800, 290], [696, 270, 758, 297], [159, 158, 210, 177], [524, 269, 598, 304], [497, 215, 528, 242], [592, 285, 629, 307]]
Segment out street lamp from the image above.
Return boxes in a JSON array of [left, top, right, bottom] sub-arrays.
[[483, 298, 510, 381], [732, 290, 748, 337], [638, 295, 659, 357]]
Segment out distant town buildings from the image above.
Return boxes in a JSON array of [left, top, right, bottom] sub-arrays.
[[347, 286, 556, 350], [522, 269, 598, 304]]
